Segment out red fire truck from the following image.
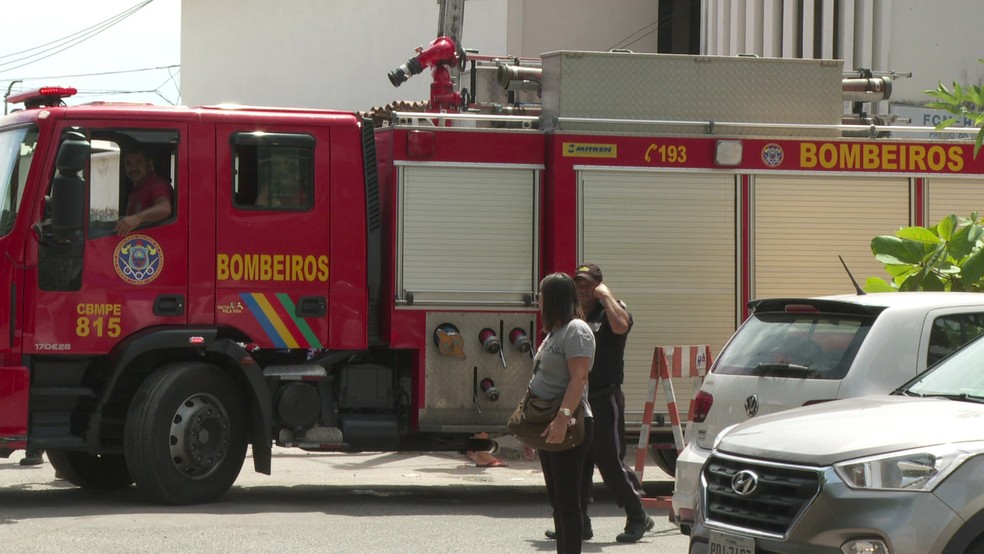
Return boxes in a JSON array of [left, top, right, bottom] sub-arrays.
[[1, 38, 982, 504]]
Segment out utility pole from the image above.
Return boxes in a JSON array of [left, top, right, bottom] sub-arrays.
[[4, 80, 22, 115]]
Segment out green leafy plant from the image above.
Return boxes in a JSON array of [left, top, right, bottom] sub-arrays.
[[867, 213, 984, 292], [925, 60, 984, 157]]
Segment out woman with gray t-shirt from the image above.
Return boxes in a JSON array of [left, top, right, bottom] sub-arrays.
[[529, 272, 596, 554]]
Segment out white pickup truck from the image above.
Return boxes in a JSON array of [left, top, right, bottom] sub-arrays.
[[672, 292, 984, 533]]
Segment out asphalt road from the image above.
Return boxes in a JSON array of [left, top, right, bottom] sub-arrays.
[[0, 445, 690, 553]]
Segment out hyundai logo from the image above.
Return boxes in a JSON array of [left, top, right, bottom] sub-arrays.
[[732, 470, 759, 496], [744, 394, 759, 417]]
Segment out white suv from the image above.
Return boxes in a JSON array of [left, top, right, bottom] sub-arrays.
[[672, 292, 984, 533], [689, 332, 984, 553]]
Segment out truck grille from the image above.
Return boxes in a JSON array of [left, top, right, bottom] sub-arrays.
[[703, 454, 821, 536]]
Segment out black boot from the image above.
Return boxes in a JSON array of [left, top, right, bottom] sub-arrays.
[[615, 503, 654, 543], [19, 449, 43, 466], [544, 519, 593, 541]]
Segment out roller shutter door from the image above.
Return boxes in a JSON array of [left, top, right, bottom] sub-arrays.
[[580, 170, 737, 418], [754, 175, 910, 298], [926, 178, 984, 225], [399, 165, 538, 305]]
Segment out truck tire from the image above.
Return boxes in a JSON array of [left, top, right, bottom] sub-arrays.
[[650, 445, 677, 477], [46, 450, 133, 490], [125, 362, 248, 505]]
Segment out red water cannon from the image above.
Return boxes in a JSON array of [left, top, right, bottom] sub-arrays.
[[388, 36, 457, 86], [387, 36, 462, 112]]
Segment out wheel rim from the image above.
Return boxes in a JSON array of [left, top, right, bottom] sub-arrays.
[[169, 392, 231, 479]]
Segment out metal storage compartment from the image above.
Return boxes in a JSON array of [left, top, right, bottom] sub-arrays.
[[540, 51, 844, 136]]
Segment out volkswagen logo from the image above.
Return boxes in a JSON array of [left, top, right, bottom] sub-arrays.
[[744, 394, 759, 417], [732, 470, 759, 496]]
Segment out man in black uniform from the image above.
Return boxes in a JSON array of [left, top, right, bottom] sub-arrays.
[[546, 263, 653, 543]]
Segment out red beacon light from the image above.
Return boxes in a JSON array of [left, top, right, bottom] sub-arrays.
[[6, 86, 78, 110]]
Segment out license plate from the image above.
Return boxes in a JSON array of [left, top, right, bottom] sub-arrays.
[[708, 530, 755, 554]]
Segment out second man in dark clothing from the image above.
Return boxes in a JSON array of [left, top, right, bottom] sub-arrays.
[[564, 262, 653, 543]]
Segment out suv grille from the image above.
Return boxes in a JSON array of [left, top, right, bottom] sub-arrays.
[[703, 455, 821, 536]]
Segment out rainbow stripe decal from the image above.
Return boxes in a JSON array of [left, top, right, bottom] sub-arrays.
[[240, 293, 323, 349]]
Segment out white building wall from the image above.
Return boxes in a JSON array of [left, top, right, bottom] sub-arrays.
[[702, 0, 984, 106], [180, 0, 660, 111], [181, 0, 496, 110], [507, 0, 659, 55], [886, 0, 984, 104], [182, 0, 984, 111]]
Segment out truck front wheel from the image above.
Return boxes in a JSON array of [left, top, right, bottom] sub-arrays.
[[125, 362, 248, 505]]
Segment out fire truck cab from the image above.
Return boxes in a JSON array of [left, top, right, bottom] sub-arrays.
[[0, 85, 536, 505]]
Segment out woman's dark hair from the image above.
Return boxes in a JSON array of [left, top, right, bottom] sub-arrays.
[[539, 272, 583, 331]]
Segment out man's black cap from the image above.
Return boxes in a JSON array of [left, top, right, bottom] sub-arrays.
[[575, 263, 603, 283]]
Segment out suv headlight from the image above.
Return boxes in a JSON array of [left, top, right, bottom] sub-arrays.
[[834, 445, 980, 491]]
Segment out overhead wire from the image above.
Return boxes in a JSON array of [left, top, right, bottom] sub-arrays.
[[0, 1, 178, 103], [2, 66, 181, 105], [5, 64, 179, 82], [0, 0, 152, 61], [158, 65, 182, 104], [60, 81, 179, 105], [608, 12, 674, 52], [610, 21, 660, 51], [0, 0, 155, 73]]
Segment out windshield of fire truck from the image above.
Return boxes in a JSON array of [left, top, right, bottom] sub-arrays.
[[0, 125, 39, 237]]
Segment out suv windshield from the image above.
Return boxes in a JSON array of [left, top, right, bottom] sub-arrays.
[[712, 312, 872, 379], [906, 336, 984, 398], [0, 125, 39, 237]]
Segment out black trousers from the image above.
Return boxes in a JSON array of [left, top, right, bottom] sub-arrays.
[[539, 417, 594, 554], [580, 386, 644, 517]]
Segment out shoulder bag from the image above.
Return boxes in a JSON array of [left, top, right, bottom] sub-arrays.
[[507, 388, 585, 452]]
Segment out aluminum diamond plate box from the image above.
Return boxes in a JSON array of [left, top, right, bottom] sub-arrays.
[[418, 311, 536, 431], [541, 51, 844, 136]]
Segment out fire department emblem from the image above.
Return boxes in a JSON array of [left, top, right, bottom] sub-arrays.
[[761, 143, 784, 167], [114, 234, 164, 285]]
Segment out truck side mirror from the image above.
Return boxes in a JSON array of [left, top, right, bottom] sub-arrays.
[[48, 132, 89, 235]]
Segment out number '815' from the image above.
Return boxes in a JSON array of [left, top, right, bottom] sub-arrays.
[[76, 316, 121, 338]]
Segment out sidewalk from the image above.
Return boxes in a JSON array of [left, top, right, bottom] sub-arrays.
[[0, 440, 688, 553], [258, 435, 675, 497], [2, 436, 675, 497]]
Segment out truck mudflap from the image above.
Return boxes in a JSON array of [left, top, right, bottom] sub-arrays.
[[205, 338, 273, 474], [0, 365, 30, 448]]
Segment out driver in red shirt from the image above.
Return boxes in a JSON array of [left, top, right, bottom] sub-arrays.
[[115, 146, 172, 236]]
